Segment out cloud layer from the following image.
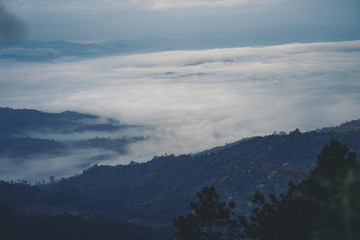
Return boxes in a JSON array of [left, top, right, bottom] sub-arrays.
[[1, 41, 360, 177]]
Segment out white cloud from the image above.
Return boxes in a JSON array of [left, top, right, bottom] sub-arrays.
[[1, 40, 360, 178]]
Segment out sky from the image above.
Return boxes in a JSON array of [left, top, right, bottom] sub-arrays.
[[0, 0, 360, 180], [1, 0, 359, 43]]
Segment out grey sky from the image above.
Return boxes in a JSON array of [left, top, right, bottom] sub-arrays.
[[1, 0, 359, 44]]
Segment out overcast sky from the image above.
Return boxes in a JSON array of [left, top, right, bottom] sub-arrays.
[[1, 0, 359, 43]]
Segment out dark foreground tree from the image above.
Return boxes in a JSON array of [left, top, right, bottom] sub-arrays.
[[239, 138, 360, 240], [172, 185, 240, 240]]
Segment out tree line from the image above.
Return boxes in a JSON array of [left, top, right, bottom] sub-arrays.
[[171, 139, 360, 239]]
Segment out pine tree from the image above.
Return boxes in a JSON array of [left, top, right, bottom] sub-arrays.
[[172, 185, 240, 240], [239, 139, 360, 239]]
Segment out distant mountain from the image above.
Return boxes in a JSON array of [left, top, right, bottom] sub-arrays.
[[0, 40, 141, 62], [0, 36, 322, 62], [0, 107, 122, 135], [0, 107, 144, 168], [0, 118, 359, 238]]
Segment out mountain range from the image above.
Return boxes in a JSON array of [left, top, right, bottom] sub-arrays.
[[0, 107, 143, 157], [0, 108, 359, 238], [0, 41, 140, 62], [0, 107, 147, 181], [1, 37, 330, 62]]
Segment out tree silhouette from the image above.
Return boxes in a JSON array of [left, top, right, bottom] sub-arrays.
[[172, 185, 240, 240], [239, 139, 360, 240]]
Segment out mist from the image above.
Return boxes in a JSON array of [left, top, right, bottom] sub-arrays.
[[1, 40, 360, 180], [0, 148, 121, 182]]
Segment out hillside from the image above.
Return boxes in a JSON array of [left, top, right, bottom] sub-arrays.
[[0, 202, 163, 240], [0, 107, 140, 156], [0, 107, 146, 180], [56, 126, 360, 228], [0, 107, 133, 137], [0, 118, 359, 238]]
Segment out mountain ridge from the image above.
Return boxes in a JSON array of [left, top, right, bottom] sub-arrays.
[[47, 122, 360, 230], [0, 108, 359, 238], [0, 107, 146, 180]]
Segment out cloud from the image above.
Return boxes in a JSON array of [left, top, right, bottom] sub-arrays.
[[1, 41, 360, 180], [0, 149, 119, 182]]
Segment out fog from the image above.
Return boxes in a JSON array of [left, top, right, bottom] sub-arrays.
[[1, 40, 360, 180], [0, 149, 120, 182]]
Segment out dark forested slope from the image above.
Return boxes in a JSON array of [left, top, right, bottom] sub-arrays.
[[55, 124, 360, 228], [0, 118, 359, 237], [0, 203, 163, 240]]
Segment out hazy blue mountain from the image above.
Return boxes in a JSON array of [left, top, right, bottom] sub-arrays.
[[0, 107, 131, 134], [0, 117, 359, 238], [3, 34, 355, 62], [0, 40, 140, 62], [0, 107, 144, 162]]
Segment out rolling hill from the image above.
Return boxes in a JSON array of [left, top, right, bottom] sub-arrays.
[[0, 108, 359, 238]]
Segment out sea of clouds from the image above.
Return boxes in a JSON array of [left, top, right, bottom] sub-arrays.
[[1, 40, 360, 180]]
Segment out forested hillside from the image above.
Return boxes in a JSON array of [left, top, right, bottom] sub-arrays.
[[171, 139, 360, 239], [1, 118, 359, 238], [0, 203, 163, 240], [0, 107, 144, 164]]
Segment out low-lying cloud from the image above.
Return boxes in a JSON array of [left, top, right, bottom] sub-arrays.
[[1, 40, 360, 180], [0, 148, 119, 182]]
